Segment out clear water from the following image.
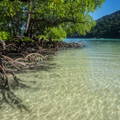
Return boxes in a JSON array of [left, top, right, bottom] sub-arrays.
[[1, 40, 120, 120]]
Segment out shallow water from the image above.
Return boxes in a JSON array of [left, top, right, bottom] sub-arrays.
[[1, 40, 120, 120]]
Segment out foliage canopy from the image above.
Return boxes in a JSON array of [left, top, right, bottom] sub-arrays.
[[0, 0, 105, 41]]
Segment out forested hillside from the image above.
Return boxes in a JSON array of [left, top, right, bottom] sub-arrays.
[[82, 10, 120, 38]]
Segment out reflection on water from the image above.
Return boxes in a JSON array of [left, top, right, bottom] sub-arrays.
[[0, 40, 120, 120]]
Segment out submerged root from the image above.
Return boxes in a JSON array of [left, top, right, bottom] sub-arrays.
[[0, 60, 30, 111], [0, 89, 29, 112], [0, 52, 46, 111], [0, 40, 47, 111]]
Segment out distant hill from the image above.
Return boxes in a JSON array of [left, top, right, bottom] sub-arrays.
[[82, 10, 120, 38]]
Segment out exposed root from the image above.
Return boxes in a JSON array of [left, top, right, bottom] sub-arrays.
[[0, 55, 30, 111], [25, 53, 45, 62], [0, 40, 46, 111]]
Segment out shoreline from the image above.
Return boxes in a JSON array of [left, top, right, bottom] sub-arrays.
[[2, 41, 85, 57], [1, 41, 85, 88]]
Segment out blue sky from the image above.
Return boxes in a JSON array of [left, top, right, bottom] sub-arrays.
[[91, 0, 120, 20]]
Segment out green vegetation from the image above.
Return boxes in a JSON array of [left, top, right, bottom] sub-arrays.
[[81, 10, 120, 38], [0, 31, 10, 40], [0, 0, 105, 42]]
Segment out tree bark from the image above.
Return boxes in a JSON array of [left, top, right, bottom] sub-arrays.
[[25, 1, 32, 37]]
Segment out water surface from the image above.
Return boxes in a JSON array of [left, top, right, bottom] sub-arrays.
[[1, 39, 120, 120]]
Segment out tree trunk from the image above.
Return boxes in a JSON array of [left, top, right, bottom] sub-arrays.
[[25, 1, 32, 37]]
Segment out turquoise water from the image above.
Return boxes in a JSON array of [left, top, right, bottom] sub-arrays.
[[65, 38, 120, 42], [0, 39, 120, 120]]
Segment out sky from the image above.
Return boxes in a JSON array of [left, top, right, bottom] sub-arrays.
[[91, 0, 120, 20]]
